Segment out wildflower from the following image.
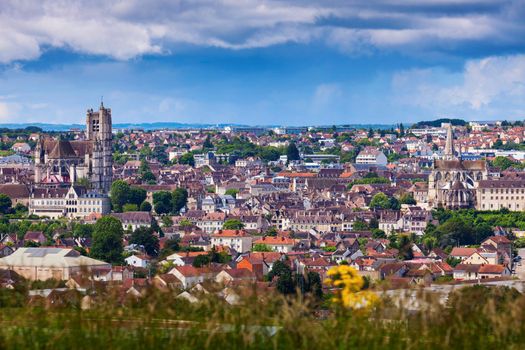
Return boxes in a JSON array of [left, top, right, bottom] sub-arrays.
[[324, 265, 377, 309]]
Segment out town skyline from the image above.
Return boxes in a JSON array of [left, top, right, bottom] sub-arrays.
[[3, 2, 525, 348]]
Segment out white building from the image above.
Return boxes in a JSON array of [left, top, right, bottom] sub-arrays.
[[355, 148, 388, 166], [125, 254, 150, 268], [0, 247, 110, 281], [29, 185, 110, 219], [211, 230, 254, 253]]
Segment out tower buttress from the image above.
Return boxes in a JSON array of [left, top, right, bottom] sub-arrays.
[[444, 123, 455, 160]]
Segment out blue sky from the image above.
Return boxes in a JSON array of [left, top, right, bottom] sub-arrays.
[[1, 0, 525, 125]]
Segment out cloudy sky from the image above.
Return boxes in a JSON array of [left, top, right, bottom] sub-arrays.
[[1, 0, 525, 125]]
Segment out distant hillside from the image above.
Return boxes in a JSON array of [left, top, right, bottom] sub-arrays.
[[412, 118, 466, 128], [0, 122, 396, 132], [0, 122, 230, 131]]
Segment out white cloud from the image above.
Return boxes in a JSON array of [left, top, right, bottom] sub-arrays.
[[0, 0, 522, 63], [0, 98, 21, 122], [158, 97, 186, 114], [313, 83, 342, 106], [391, 54, 525, 118]]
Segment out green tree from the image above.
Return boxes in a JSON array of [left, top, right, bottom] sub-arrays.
[[267, 260, 295, 294], [153, 145, 169, 165], [110, 180, 129, 212], [267, 260, 289, 280], [162, 216, 174, 227], [305, 271, 323, 300], [514, 237, 525, 249], [223, 219, 244, 230], [258, 147, 281, 162], [203, 135, 213, 149], [399, 193, 417, 205], [224, 188, 239, 198], [353, 219, 369, 231], [193, 254, 210, 267], [252, 243, 272, 252], [139, 201, 152, 212], [399, 123, 405, 137], [129, 227, 159, 257], [0, 194, 12, 214], [141, 171, 156, 182], [72, 223, 93, 238], [153, 191, 172, 214], [433, 217, 476, 248], [179, 218, 192, 228], [446, 256, 462, 267], [265, 226, 278, 236], [123, 203, 139, 212], [389, 196, 401, 210], [138, 159, 151, 175], [286, 142, 300, 161], [372, 228, 386, 239], [492, 156, 516, 171], [277, 271, 295, 295], [172, 188, 188, 214], [370, 192, 391, 209], [160, 237, 180, 257], [179, 153, 195, 166], [129, 187, 147, 207], [397, 235, 414, 260], [91, 216, 124, 264], [208, 247, 231, 264]]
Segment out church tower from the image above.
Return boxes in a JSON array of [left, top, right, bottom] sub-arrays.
[[443, 123, 455, 160], [86, 102, 113, 193]]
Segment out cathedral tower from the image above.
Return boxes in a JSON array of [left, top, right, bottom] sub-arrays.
[[86, 102, 113, 193]]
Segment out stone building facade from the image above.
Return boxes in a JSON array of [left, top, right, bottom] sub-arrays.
[[34, 103, 113, 194], [428, 123, 488, 209]]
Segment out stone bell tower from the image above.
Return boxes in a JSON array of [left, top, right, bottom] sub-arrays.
[[86, 102, 113, 193]]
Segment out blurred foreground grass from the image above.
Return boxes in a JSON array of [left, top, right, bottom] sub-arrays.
[[0, 284, 525, 349]]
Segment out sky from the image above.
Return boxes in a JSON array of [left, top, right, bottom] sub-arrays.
[[1, 0, 525, 126]]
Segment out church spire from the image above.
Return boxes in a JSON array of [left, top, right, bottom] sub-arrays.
[[444, 123, 455, 160]]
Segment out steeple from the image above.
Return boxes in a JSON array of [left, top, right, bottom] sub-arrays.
[[444, 123, 455, 160]]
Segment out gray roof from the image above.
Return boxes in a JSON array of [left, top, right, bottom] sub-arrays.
[[0, 247, 110, 268]]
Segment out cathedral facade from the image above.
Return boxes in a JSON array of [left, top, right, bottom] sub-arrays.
[[428, 123, 488, 209], [34, 103, 113, 194]]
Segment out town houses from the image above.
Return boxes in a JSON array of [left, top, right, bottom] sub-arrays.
[[3, 115, 525, 303]]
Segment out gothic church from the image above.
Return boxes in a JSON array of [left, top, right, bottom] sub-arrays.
[[34, 103, 113, 194], [428, 123, 488, 209]]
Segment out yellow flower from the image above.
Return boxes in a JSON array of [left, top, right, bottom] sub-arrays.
[[324, 265, 377, 310]]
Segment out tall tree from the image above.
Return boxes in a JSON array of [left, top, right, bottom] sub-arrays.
[[268, 260, 295, 295], [286, 142, 300, 161], [129, 227, 159, 257], [0, 194, 12, 214], [153, 191, 172, 214], [399, 123, 405, 137], [172, 188, 188, 214], [110, 180, 130, 212], [397, 235, 414, 260], [139, 201, 152, 212], [369, 192, 391, 209], [179, 153, 195, 166], [203, 135, 213, 149], [91, 216, 124, 264]]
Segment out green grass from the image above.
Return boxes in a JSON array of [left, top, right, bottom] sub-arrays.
[[0, 284, 525, 349]]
